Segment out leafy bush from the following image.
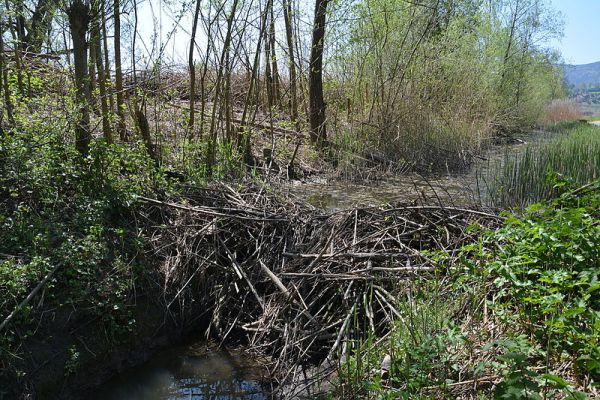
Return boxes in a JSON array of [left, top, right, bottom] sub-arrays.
[[334, 181, 599, 399], [0, 124, 170, 380], [480, 182, 600, 381]]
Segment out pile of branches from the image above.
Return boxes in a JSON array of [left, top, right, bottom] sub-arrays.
[[136, 183, 502, 396]]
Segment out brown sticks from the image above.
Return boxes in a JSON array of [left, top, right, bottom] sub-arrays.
[[139, 182, 499, 393]]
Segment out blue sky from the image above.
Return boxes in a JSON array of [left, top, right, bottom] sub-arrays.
[[551, 0, 600, 65]]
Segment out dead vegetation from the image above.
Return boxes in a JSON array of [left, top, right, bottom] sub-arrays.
[[135, 183, 502, 396]]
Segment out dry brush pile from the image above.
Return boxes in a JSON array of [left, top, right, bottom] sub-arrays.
[[136, 183, 503, 395]]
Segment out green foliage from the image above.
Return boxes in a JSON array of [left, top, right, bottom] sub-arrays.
[[489, 337, 588, 400], [480, 182, 600, 381], [0, 122, 169, 373], [327, 0, 565, 173], [335, 181, 599, 398], [337, 281, 474, 399]]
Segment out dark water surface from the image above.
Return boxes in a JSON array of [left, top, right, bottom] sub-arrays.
[[93, 343, 268, 400]]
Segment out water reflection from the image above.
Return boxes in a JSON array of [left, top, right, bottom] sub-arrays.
[[93, 343, 267, 400]]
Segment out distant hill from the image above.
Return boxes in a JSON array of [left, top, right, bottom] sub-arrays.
[[564, 61, 600, 89]]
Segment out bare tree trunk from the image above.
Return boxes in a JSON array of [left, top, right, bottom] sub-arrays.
[[264, 13, 274, 108], [101, 2, 114, 114], [89, 35, 97, 101], [283, 0, 299, 129], [132, 98, 158, 164], [67, 0, 91, 155], [188, 0, 202, 136], [224, 42, 233, 142], [238, 0, 272, 165], [269, 4, 281, 108], [198, 8, 212, 141], [309, 0, 329, 145], [91, 0, 112, 143], [206, 0, 239, 174], [114, 0, 126, 140], [501, 0, 520, 84], [4, 0, 24, 96], [0, 20, 15, 127]]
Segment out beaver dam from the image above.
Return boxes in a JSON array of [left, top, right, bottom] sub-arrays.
[[4, 123, 599, 398], [104, 184, 502, 398]]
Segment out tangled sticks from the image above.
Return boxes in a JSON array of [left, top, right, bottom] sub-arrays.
[[137, 184, 502, 395]]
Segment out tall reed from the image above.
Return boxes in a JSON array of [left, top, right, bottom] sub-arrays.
[[482, 123, 600, 208]]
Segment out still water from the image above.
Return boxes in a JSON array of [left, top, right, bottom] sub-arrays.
[[93, 343, 268, 400], [284, 130, 560, 211]]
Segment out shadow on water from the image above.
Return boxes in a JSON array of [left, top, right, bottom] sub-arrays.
[[93, 342, 268, 400]]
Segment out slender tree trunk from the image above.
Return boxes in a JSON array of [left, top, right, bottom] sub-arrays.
[[114, 0, 126, 140], [62, 19, 71, 67], [101, 2, 114, 113], [206, 0, 239, 174], [188, 0, 202, 136], [67, 0, 91, 155], [283, 0, 299, 129], [91, 0, 112, 143], [198, 7, 213, 141], [131, 0, 138, 81], [0, 20, 15, 129], [0, 20, 15, 127], [269, 4, 280, 108], [88, 31, 97, 111], [309, 0, 329, 145], [4, 0, 24, 96], [501, 0, 520, 84], [237, 0, 272, 165], [132, 98, 158, 164], [13, 0, 26, 48], [224, 42, 233, 142], [264, 14, 274, 108]]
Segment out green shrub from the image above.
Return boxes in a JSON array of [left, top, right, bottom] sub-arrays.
[[480, 182, 600, 381], [334, 181, 599, 399], [0, 124, 170, 379]]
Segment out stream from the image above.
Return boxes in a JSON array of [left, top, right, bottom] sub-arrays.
[[93, 343, 268, 400], [284, 130, 560, 211]]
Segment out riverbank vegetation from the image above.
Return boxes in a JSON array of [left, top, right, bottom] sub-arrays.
[[335, 180, 600, 399], [1, 0, 566, 177], [1, 0, 598, 398]]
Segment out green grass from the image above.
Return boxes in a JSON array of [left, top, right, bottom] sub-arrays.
[[481, 122, 600, 208]]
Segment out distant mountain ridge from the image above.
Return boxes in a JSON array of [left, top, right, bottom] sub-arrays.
[[564, 61, 600, 89]]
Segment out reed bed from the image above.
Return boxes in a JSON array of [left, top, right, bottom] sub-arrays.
[[481, 123, 600, 208], [136, 183, 502, 397], [538, 99, 582, 126]]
